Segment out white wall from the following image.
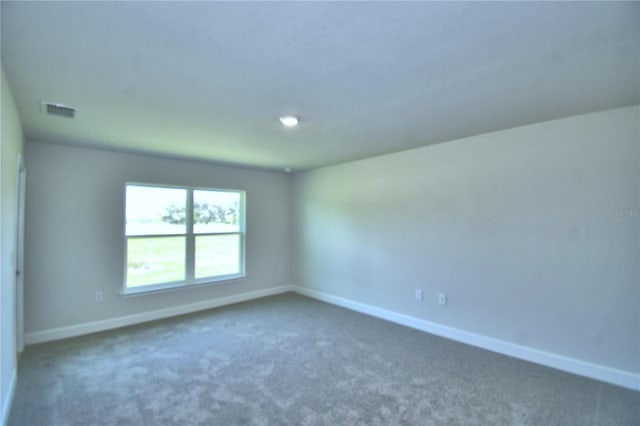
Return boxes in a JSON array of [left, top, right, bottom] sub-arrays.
[[24, 142, 291, 335], [1, 66, 25, 425], [292, 106, 640, 383]]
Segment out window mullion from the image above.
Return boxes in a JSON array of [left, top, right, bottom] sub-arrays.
[[186, 188, 195, 282]]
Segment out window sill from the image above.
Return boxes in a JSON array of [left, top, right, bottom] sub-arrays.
[[120, 274, 246, 298]]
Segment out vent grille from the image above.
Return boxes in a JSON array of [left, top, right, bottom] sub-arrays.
[[42, 102, 76, 118]]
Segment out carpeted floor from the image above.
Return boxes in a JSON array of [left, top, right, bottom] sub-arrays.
[[8, 293, 640, 425]]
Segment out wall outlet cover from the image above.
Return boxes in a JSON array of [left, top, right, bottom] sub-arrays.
[[438, 292, 447, 305]]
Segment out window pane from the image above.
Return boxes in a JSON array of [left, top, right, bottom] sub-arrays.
[[127, 237, 186, 287], [193, 190, 241, 234], [126, 185, 187, 236], [195, 234, 240, 278]]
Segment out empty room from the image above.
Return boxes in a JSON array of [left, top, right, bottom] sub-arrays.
[[1, 1, 639, 425]]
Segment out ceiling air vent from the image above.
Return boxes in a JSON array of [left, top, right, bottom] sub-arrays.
[[41, 102, 77, 118]]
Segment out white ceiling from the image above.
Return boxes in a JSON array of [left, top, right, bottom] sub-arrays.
[[2, 2, 639, 171]]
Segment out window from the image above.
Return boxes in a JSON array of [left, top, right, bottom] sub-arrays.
[[124, 184, 245, 294]]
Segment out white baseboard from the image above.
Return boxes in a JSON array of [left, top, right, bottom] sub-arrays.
[[1, 368, 17, 426], [292, 286, 640, 392], [25, 285, 293, 345]]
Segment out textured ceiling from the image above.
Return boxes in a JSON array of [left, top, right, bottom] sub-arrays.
[[1, 2, 639, 171]]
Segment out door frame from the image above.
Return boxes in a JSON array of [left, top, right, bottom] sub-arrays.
[[15, 155, 26, 353]]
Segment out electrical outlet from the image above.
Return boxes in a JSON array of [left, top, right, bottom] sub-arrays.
[[95, 291, 103, 302], [415, 289, 423, 301], [438, 292, 447, 305]]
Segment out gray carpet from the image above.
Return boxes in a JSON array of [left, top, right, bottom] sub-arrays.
[[8, 293, 640, 425]]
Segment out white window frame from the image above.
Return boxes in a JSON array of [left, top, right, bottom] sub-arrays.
[[122, 183, 246, 296]]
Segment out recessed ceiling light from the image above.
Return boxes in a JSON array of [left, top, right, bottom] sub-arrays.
[[279, 116, 299, 127]]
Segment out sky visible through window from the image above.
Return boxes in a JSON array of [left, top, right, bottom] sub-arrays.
[[126, 186, 186, 236], [126, 186, 241, 235]]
